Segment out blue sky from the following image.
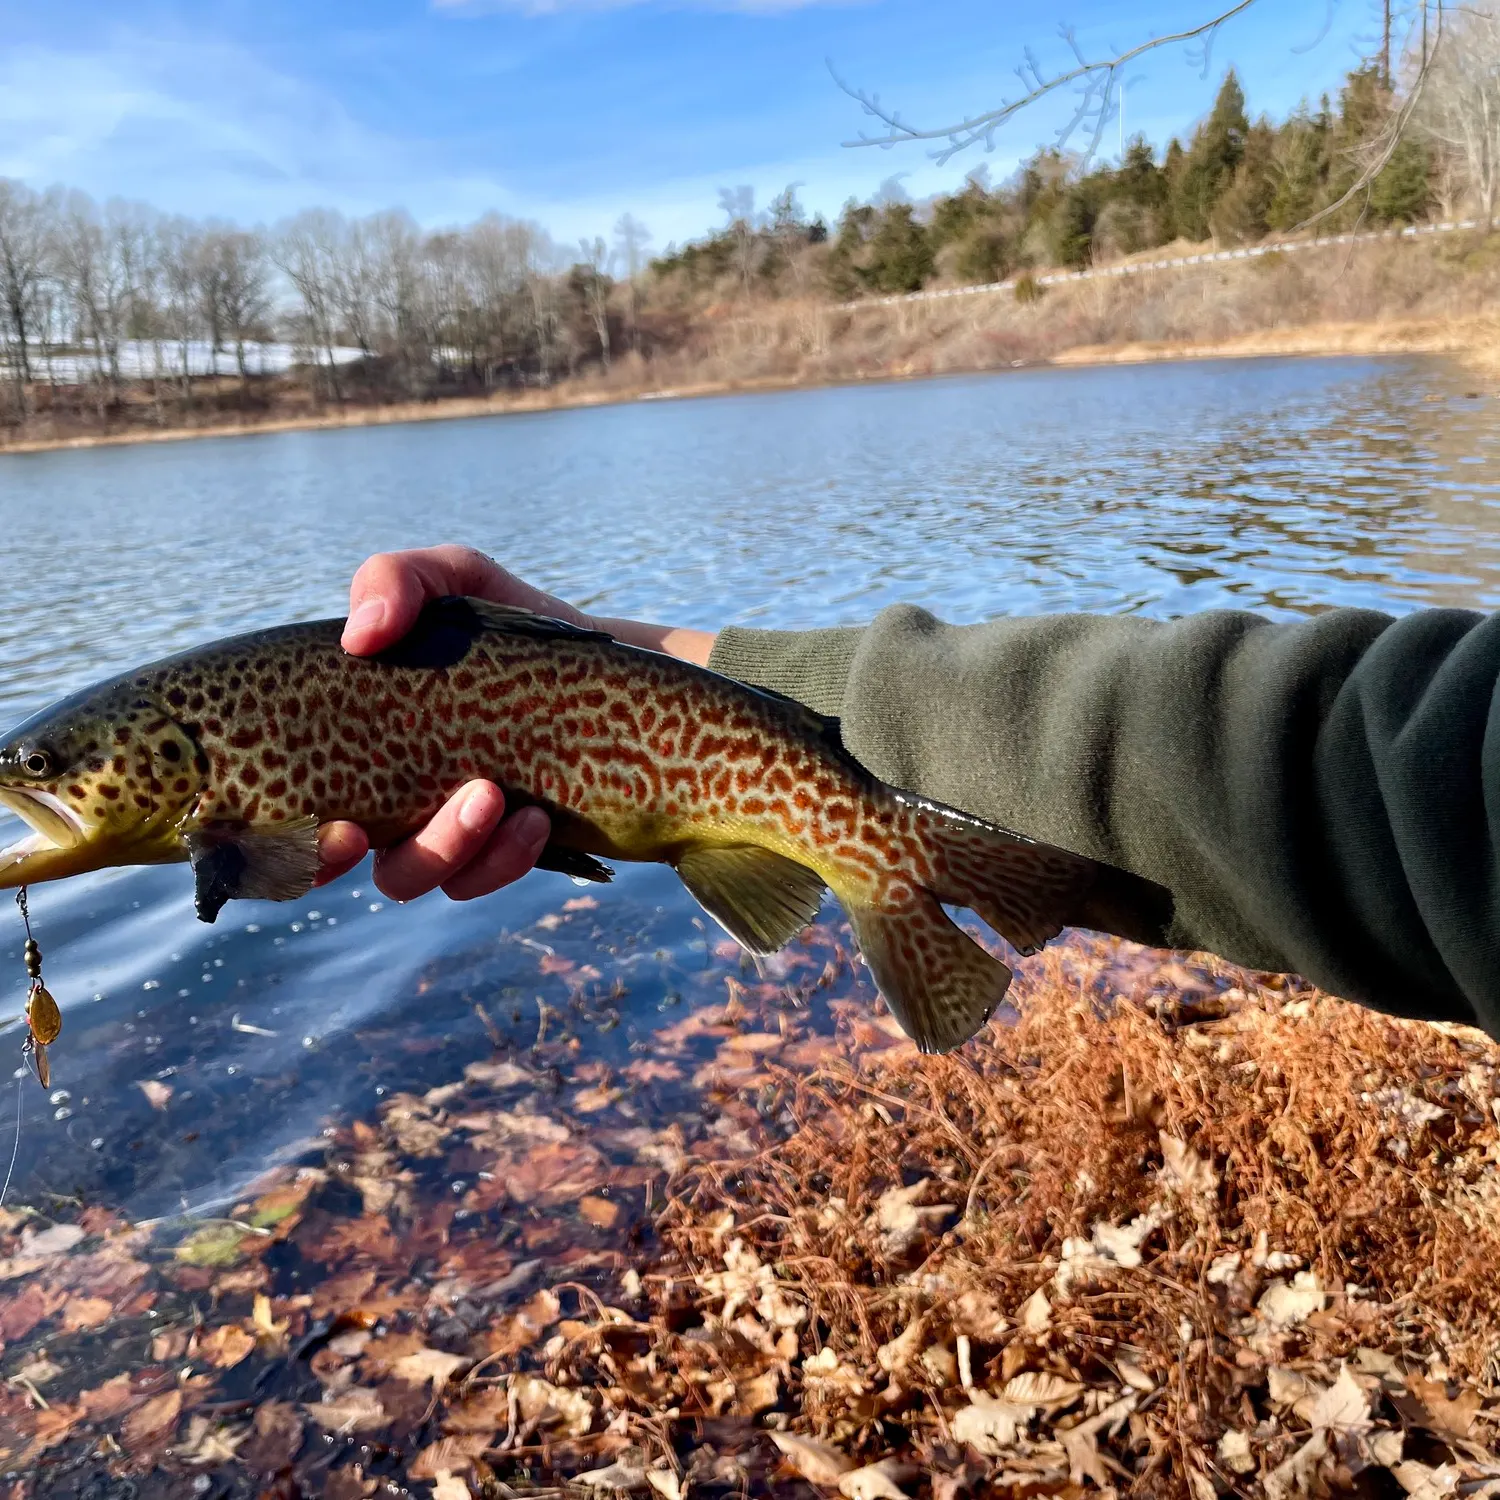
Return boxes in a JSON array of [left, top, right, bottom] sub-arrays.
[[0, 0, 1393, 252]]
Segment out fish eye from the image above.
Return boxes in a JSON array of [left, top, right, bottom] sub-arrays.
[[21, 749, 52, 778]]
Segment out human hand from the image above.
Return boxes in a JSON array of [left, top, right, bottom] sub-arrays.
[[316, 546, 570, 902], [314, 544, 717, 902]]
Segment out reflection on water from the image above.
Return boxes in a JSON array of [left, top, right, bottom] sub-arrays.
[[0, 354, 1495, 1214]]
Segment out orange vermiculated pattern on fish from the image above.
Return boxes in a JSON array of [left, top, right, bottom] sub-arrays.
[[0, 599, 1172, 1052]]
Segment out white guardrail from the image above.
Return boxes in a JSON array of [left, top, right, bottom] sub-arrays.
[[839, 217, 1485, 311]]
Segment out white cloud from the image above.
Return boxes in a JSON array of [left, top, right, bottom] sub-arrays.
[[0, 29, 525, 226]]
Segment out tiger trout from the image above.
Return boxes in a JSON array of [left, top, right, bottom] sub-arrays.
[[0, 597, 1168, 1052]]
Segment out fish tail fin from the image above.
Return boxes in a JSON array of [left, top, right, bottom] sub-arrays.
[[917, 800, 1173, 956], [842, 886, 1013, 1055]]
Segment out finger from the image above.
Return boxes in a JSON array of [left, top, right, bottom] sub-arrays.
[[371, 781, 506, 902], [442, 806, 551, 902], [342, 545, 587, 656], [314, 822, 370, 887]]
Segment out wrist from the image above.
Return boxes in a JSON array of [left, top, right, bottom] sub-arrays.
[[596, 616, 718, 668]]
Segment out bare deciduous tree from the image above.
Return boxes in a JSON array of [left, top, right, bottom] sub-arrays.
[[1416, 3, 1500, 225], [578, 236, 612, 367], [613, 212, 652, 352], [0, 180, 50, 398]]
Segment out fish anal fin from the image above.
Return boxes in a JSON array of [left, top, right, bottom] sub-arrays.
[[533, 844, 614, 884], [846, 888, 1011, 1054], [186, 816, 322, 924], [674, 845, 826, 955]]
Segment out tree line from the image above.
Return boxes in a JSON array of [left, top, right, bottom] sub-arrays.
[[657, 10, 1500, 299]]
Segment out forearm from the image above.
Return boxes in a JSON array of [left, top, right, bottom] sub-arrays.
[[709, 604, 1500, 1037]]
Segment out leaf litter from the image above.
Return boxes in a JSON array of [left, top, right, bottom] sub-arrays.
[[0, 915, 1498, 1498]]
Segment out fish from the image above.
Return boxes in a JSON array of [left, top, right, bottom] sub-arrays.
[[0, 596, 1170, 1053]]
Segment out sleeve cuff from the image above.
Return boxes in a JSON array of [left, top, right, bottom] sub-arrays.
[[707, 625, 866, 718]]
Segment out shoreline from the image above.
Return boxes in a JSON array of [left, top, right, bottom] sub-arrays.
[[2, 315, 1490, 458]]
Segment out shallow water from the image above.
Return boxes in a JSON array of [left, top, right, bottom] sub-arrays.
[[0, 354, 1496, 1216]]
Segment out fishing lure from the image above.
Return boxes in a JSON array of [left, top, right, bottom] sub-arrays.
[[16, 889, 59, 1089]]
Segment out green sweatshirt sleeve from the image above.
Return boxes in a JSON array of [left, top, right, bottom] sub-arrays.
[[708, 604, 1500, 1037]]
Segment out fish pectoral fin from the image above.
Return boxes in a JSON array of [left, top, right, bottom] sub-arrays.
[[845, 889, 1011, 1055], [674, 845, 826, 955], [533, 844, 614, 884], [185, 816, 322, 925]]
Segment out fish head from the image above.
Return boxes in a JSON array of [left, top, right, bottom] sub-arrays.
[[0, 681, 206, 890]]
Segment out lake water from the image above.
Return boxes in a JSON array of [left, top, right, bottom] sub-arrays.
[[0, 353, 1496, 1218]]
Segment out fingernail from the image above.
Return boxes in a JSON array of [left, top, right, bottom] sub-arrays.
[[513, 807, 550, 849], [459, 787, 497, 834], [346, 598, 385, 636]]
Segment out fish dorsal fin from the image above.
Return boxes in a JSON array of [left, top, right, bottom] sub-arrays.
[[185, 817, 322, 924], [372, 597, 614, 671], [674, 845, 826, 955], [463, 598, 615, 643]]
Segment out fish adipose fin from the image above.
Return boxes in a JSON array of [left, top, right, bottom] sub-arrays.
[[845, 889, 1012, 1055], [675, 845, 826, 955], [186, 817, 322, 924], [533, 845, 614, 884]]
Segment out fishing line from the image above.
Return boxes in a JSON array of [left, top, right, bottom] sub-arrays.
[[0, 1071, 21, 1212]]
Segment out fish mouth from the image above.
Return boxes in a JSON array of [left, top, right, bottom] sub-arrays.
[[0, 788, 89, 866]]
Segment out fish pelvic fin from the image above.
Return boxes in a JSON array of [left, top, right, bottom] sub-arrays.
[[916, 799, 1174, 956], [674, 844, 827, 955], [844, 888, 1012, 1054], [186, 816, 322, 924]]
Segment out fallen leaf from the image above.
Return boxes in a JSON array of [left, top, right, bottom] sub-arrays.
[[872, 1179, 955, 1256], [464, 1059, 537, 1089], [14, 1355, 63, 1386], [137, 1079, 172, 1110], [574, 1459, 649, 1490], [1263, 1430, 1328, 1500], [61, 1296, 114, 1331], [392, 1347, 468, 1391], [838, 1461, 915, 1500], [241, 1400, 304, 1471], [253, 1292, 290, 1348], [410, 1435, 492, 1480], [121, 1389, 182, 1454], [738, 1369, 780, 1413], [432, 1475, 472, 1500], [304, 1387, 387, 1435], [949, 1393, 1035, 1455], [1217, 1429, 1255, 1475], [563, 895, 599, 911], [1401, 1375, 1483, 1442], [645, 1471, 684, 1500], [22, 1223, 85, 1257], [1159, 1132, 1219, 1195], [1299, 1365, 1371, 1434], [512, 1374, 594, 1437], [1017, 1287, 1051, 1334], [175, 1222, 246, 1268], [175, 1414, 248, 1465], [770, 1432, 855, 1485], [196, 1323, 256, 1369], [0, 1281, 66, 1340], [580, 1196, 622, 1229], [1257, 1271, 1326, 1330], [1001, 1372, 1082, 1410], [1392, 1462, 1462, 1500]]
